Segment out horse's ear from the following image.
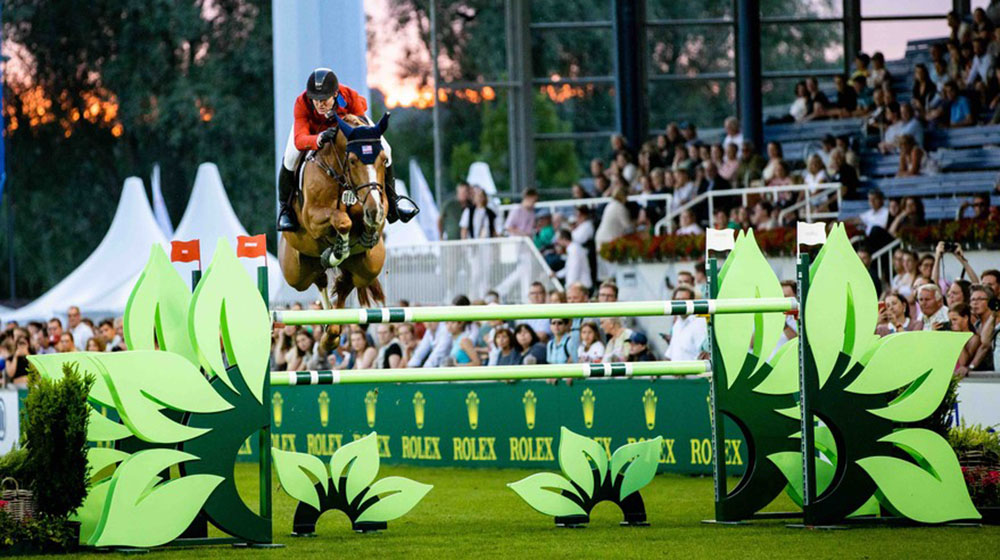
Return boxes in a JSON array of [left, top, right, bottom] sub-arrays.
[[335, 113, 355, 138], [376, 112, 390, 135]]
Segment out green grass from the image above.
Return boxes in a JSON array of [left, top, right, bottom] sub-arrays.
[[62, 463, 1000, 559]]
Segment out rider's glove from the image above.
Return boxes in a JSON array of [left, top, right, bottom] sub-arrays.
[[317, 128, 337, 148]]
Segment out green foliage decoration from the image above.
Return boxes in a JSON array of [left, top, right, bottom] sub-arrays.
[[272, 433, 432, 534]]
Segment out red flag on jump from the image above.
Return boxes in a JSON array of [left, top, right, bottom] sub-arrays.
[[237, 234, 268, 262], [170, 239, 201, 268]]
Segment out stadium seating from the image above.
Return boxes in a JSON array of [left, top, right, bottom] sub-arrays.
[[927, 124, 1000, 149], [861, 148, 1000, 177]]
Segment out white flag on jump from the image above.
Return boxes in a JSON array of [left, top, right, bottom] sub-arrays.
[[797, 221, 827, 247], [705, 228, 735, 253]]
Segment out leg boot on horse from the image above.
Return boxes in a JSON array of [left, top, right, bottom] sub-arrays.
[[383, 164, 420, 224], [276, 167, 299, 231]]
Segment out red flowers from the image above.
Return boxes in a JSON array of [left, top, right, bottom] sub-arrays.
[[600, 227, 815, 263], [899, 219, 1000, 248], [962, 466, 1000, 507]]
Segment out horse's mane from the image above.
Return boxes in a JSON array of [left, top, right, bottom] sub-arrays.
[[341, 114, 366, 127]]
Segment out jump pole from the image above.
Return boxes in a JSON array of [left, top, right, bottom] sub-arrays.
[[273, 298, 797, 326], [271, 360, 710, 386]]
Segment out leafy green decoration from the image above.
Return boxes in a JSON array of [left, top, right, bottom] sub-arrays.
[[272, 448, 328, 510], [753, 338, 799, 396], [507, 473, 587, 517], [91, 449, 223, 547], [28, 353, 115, 407], [355, 477, 433, 523], [609, 437, 661, 501], [767, 451, 835, 507], [857, 429, 980, 523], [73, 448, 130, 544], [189, 238, 270, 404], [805, 224, 878, 388], [330, 433, 380, 504], [845, 331, 970, 423], [87, 407, 132, 442], [558, 426, 608, 499], [714, 230, 785, 388], [124, 244, 199, 367]]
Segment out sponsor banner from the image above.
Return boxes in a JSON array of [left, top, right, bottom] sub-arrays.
[[240, 378, 747, 475]]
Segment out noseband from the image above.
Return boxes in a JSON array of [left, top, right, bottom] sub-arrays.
[[306, 143, 384, 212]]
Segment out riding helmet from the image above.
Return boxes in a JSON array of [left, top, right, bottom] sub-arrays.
[[306, 68, 339, 100]]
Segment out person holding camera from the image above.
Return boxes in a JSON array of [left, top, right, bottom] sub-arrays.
[[932, 241, 980, 291], [969, 284, 1000, 372]]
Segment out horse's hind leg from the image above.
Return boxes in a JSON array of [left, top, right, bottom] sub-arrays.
[[366, 278, 386, 308]]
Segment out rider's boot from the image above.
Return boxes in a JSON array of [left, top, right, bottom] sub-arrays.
[[276, 167, 299, 232], [384, 164, 419, 224]]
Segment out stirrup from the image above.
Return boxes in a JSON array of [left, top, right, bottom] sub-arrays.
[[395, 195, 420, 224], [277, 205, 299, 232]]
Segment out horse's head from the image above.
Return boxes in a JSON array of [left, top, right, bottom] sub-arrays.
[[335, 112, 391, 234]]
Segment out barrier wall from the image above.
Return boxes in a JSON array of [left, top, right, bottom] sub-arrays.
[[239, 378, 747, 476]]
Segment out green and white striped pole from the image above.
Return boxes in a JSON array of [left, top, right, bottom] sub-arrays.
[[270, 360, 710, 386], [273, 298, 796, 326]]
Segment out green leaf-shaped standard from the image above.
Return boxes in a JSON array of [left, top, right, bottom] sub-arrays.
[[99, 351, 233, 443], [92, 449, 224, 547], [508, 473, 586, 517], [845, 331, 970, 422], [272, 448, 329, 510], [767, 451, 835, 507], [27, 353, 115, 406], [715, 230, 785, 388], [87, 407, 132, 442], [857, 428, 980, 523], [609, 437, 661, 501], [753, 338, 799, 395], [124, 245, 199, 367], [330, 433, 380, 504], [558, 427, 608, 499], [189, 239, 270, 404], [805, 224, 878, 387], [355, 476, 433, 523], [73, 448, 130, 544]]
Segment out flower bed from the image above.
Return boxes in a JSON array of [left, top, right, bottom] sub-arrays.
[[898, 219, 1000, 249], [600, 227, 812, 263]]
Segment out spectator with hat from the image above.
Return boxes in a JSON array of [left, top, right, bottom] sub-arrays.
[[627, 332, 656, 362]]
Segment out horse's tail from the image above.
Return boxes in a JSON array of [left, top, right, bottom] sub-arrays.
[[358, 278, 386, 308]]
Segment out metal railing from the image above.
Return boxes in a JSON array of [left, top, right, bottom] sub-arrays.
[[653, 182, 843, 234], [871, 237, 902, 287], [497, 193, 673, 225]]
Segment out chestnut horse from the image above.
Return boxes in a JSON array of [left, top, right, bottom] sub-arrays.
[[278, 113, 391, 340]]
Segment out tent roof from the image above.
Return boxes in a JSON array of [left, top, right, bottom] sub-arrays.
[[4, 178, 170, 322], [171, 163, 318, 305]]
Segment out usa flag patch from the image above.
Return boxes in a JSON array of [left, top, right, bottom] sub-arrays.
[[362, 145, 373, 155]]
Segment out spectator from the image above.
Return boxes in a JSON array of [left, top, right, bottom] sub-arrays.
[[864, 88, 889, 133], [460, 186, 500, 239], [533, 210, 556, 250], [3, 335, 31, 387], [711, 209, 729, 231], [970, 285, 995, 333], [374, 325, 403, 369], [576, 322, 605, 364], [722, 117, 743, 154], [932, 241, 981, 288], [516, 282, 552, 340], [870, 52, 892, 89], [850, 76, 874, 116], [990, 25, 1000, 61], [338, 328, 376, 370], [627, 332, 655, 361], [85, 337, 106, 352], [876, 291, 921, 335], [546, 318, 577, 364], [948, 11, 971, 44], [911, 64, 938, 110], [947, 279, 972, 308], [750, 200, 777, 231], [553, 229, 592, 290], [888, 196, 925, 237], [856, 189, 889, 236], [514, 324, 547, 365], [950, 303, 980, 376], [272, 324, 296, 370], [803, 154, 830, 196], [58, 332, 76, 353], [916, 284, 950, 330], [663, 122, 683, 156], [899, 103, 925, 147], [446, 321, 479, 366], [699, 162, 733, 215], [918, 253, 935, 282], [972, 7, 994, 41], [828, 148, 861, 200], [682, 122, 699, 146], [789, 81, 810, 123], [597, 280, 619, 303], [879, 102, 904, 153], [615, 151, 639, 186], [761, 142, 784, 184], [969, 294, 998, 372], [982, 269, 1000, 293], [775, 280, 798, 350], [892, 250, 918, 300], [766, 160, 793, 188], [733, 141, 765, 189], [832, 74, 858, 117], [957, 194, 992, 219], [67, 306, 93, 350], [504, 188, 538, 237], [571, 183, 591, 199], [439, 181, 471, 240], [98, 318, 124, 351], [933, 80, 975, 127], [409, 295, 470, 367], [968, 37, 995, 90], [396, 323, 419, 366], [803, 76, 831, 121], [671, 166, 698, 211], [677, 209, 703, 235], [594, 186, 633, 277], [31, 325, 54, 355], [663, 286, 708, 361], [718, 142, 740, 181], [600, 316, 633, 363], [565, 282, 590, 347], [490, 327, 521, 366], [287, 328, 317, 371], [851, 52, 871, 81], [896, 134, 929, 177]]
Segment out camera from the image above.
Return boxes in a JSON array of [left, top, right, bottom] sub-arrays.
[[942, 241, 958, 253], [989, 296, 1000, 313]]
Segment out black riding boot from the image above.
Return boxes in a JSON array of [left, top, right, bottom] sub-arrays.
[[384, 164, 419, 224], [276, 167, 299, 232]]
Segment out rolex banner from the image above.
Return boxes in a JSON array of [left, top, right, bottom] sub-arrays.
[[242, 377, 746, 476]]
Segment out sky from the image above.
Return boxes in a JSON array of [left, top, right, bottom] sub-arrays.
[[365, 1, 976, 106]]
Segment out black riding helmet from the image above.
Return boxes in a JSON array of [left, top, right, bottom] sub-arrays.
[[306, 68, 339, 100]]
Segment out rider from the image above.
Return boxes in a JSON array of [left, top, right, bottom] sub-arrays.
[[277, 68, 418, 231]]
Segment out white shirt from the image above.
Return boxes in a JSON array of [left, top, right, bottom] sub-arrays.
[[723, 133, 743, 156], [967, 53, 994, 87], [918, 304, 950, 330], [602, 328, 633, 363], [572, 219, 594, 245], [883, 121, 905, 150], [556, 242, 592, 289], [71, 323, 93, 350], [789, 98, 808, 122], [407, 323, 454, 368], [671, 181, 697, 210], [677, 222, 704, 235], [459, 206, 499, 238], [859, 206, 889, 235], [594, 201, 631, 246], [664, 315, 707, 361], [577, 341, 605, 364], [804, 169, 829, 194]]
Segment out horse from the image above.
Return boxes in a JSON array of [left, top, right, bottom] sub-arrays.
[[278, 113, 391, 344]]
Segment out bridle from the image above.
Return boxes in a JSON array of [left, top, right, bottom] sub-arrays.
[[305, 139, 384, 211]]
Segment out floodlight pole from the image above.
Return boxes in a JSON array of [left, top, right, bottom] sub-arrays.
[[735, 0, 763, 149], [430, 0, 443, 206]]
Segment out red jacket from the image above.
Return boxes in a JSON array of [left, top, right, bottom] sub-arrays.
[[293, 85, 368, 150]]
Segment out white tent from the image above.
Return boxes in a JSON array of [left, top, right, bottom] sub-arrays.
[[408, 159, 440, 242], [4, 178, 170, 322], [384, 179, 429, 248], [171, 163, 318, 306], [466, 162, 497, 195]]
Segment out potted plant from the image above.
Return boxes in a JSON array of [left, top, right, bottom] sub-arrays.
[[949, 422, 1000, 524]]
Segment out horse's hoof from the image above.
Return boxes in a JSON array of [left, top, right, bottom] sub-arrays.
[[320, 325, 341, 352]]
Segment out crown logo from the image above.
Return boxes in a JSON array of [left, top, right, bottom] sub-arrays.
[[523, 390, 537, 430], [272, 391, 284, 428], [413, 391, 426, 430], [581, 388, 596, 429], [466, 391, 480, 430], [318, 390, 330, 428], [642, 388, 657, 430], [365, 389, 378, 428]]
